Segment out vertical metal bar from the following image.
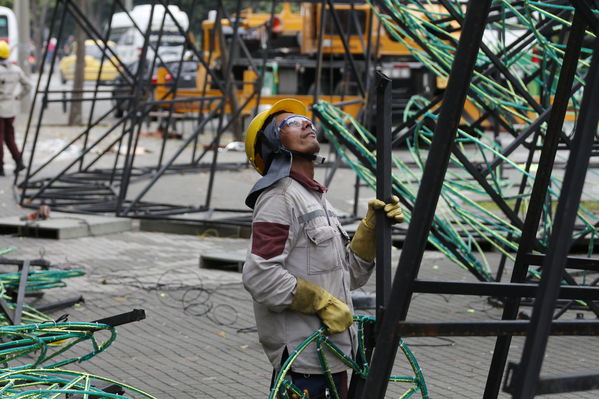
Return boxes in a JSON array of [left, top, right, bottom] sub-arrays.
[[79, 0, 118, 172], [14, 260, 30, 325], [313, 0, 327, 110], [511, 35, 599, 399], [350, 72, 392, 399], [375, 71, 392, 320], [154, 0, 173, 169], [250, 0, 277, 118], [204, 0, 243, 210], [18, 0, 60, 160], [483, 12, 586, 398], [360, 1, 492, 397], [349, 72, 390, 399], [116, 1, 158, 214], [352, 174, 361, 218], [325, 0, 365, 97], [19, 0, 67, 204]]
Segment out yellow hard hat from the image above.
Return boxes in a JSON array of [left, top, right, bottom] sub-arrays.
[[245, 98, 308, 175], [0, 41, 9, 59]]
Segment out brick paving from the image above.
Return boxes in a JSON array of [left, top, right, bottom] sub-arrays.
[[1, 113, 598, 398]]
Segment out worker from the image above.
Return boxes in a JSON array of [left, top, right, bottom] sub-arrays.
[[0, 40, 30, 176], [242, 98, 403, 398]]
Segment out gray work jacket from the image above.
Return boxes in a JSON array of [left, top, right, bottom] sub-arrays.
[[242, 175, 374, 374], [0, 61, 31, 118]]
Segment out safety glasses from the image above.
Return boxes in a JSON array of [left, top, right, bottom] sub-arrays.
[[277, 115, 315, 133]]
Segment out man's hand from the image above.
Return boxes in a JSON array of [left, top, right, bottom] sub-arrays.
[[350, 196, 404, 261], [290, 278, 353, 335], [362, 195, 403, 228]]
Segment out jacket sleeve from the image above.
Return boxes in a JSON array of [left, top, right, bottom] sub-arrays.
[[16, 68, 32, 101], [326, 202, 375, 290], [347, 248, 375, 290], [242, 191, 298, 312]]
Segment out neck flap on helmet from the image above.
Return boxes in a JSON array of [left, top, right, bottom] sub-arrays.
[[245, 117, 325, 209]]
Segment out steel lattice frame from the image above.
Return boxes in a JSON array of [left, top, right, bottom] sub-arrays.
[[15, 0, 379, 220], [14, 0, 599, 397], [358, 1, 599, 398]]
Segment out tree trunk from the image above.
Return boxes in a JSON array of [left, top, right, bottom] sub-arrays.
[[68, 0, 85, 126]]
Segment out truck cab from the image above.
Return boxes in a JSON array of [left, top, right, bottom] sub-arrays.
[[109, 4, 189, 65]]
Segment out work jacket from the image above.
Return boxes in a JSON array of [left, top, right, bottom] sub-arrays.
[[243, 172, 374, 374], [0, 61, 31, 118]]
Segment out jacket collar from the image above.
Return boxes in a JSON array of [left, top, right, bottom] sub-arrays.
[[289, 170, 327, 193]]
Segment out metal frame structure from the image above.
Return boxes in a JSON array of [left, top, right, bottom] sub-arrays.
[[17, 0, 242, 218], [359, 1, 599, 398], [14, 0, 599, 396], [16, 0, 381, 222]]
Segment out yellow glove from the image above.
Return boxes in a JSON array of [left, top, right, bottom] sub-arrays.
[[349, 195, 404, 261], [290, 278, 353, 335]]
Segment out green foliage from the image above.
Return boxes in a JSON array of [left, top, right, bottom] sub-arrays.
[[0, 0, 13, 8]]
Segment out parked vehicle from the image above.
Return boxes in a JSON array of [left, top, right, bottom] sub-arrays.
[[153, 60, 201, 113], [0, 6, 18, 64], [109, 4, 189, 65], [111, 59, 159, 117], [58, 39, 120, 83]]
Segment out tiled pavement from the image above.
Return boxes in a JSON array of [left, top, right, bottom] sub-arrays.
[[2, 114, 599, 398]]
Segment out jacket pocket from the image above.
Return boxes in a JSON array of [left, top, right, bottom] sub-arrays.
[[306, 225, 340, 274]]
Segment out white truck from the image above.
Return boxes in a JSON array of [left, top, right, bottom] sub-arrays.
[[0, 6, 18, 64], [109, 4, 189, 65]]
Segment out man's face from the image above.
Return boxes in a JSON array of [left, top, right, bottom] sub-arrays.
[[276, 112, 320, 154]]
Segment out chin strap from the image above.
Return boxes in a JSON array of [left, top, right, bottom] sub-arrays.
[[287, 149, 326, 165]]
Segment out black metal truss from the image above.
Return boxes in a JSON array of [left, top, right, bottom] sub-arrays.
[[357, 0, 599, 398], [17, 0, 382, 219]]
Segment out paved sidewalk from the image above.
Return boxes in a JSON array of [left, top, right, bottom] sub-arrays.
[[1, 110, 598, 398]]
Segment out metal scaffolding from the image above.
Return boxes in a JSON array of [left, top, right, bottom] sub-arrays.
[[358, 1, 599, 398], [16, 0, 381, 221], [14, 0, 599, 396]]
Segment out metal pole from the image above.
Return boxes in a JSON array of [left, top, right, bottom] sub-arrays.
[[349, 71, 392, 399], [375, 71, 392, 320], [510, 34, 599, 399], [360, 1, 492, 397], [13, 260, 30, 325]]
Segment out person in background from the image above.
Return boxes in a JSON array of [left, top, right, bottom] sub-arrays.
[[242, 98, 404, 398], [0, 41, 31, 176], [46, 37, 57, 65]]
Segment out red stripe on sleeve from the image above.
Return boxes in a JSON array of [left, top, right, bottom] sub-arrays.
[[251, 222, 290, 260]]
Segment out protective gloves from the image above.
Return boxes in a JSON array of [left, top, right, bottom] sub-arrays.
[[290, 278, 353, 334], [349, 195, 404, 261]]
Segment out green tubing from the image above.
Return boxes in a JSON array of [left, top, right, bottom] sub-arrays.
[[0, 322, 116, 370], [0, 324, 157, 398], [316, 100, 494, 280], [0, 368, 158, 398], [316, 0, 599, 281], [0, 247, 16, 256], [270, 316, 428, 399], [0, 269, 85, 291]]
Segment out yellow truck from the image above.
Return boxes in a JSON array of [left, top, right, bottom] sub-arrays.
[[157, 3, 437, 123]]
